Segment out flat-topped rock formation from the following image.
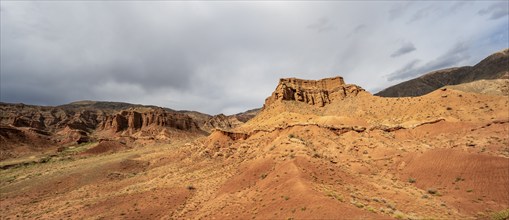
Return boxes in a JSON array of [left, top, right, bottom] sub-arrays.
[[264, 76, 365, 107]]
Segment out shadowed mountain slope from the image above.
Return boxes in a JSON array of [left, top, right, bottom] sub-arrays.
[[376, 48, 509, 97]]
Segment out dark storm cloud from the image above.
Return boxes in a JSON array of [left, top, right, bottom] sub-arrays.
[[1, 2, 195, 97], [390, 42, 416, 57], [1, 1, 507, 114], [479, 1, 509, 20], [387, 43, 470, 81]]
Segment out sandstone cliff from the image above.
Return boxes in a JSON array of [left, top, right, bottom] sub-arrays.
[[99, 108, 199, 133], [0, 103, 204, 159], [0, 101, 258, 160], [264, 76, 365, 108]]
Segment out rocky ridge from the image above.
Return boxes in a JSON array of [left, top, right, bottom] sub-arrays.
[[264, 76, 365, 108], [0, 102, 257, 160], [99, 108, 200, 133], [376, 48, 509, 97]]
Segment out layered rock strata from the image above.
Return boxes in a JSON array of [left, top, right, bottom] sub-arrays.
[[264, 76, 364, 107]]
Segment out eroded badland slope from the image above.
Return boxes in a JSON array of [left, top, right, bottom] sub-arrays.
[[1, 76, 508, 219], [0, 101, 259, 161]]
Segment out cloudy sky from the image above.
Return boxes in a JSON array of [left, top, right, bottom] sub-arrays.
[[1, 1, 508, 114]]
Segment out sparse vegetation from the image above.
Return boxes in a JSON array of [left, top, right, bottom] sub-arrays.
[[427, 188, 438, 195], [351, 200, 364, 208], [260, 173, 268, 179], [393, 211, 406, 219], [491, 209, 509, 220], [408, 177, 416, 183], [326, 191, 344, 202], [187, 185, 196, 190], [38, 157, 52, 163], [366, 206, 377, 213]]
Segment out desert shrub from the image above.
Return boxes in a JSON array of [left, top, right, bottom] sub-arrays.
[[427, 188, 437, 195], [288, 134, 295, 139], [327, 191, 344, 202], [351, 200, 364, 208], [38, 157, 51, 163], [187, 185, 196, 190], [491, 209, 509, 220], [408, 177, 416, 183], [367, 206, 377, 213], [260, 173, 268, 179], [393, 211, 405, 219]]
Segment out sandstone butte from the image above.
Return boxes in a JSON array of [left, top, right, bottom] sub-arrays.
[[264, 76, 363, 107], [1, 75, 508, 219]]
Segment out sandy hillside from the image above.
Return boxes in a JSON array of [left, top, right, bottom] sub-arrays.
[[1, 76, 508, 219]]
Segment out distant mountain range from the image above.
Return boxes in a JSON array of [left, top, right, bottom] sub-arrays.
[[376, 48, 509, 97]]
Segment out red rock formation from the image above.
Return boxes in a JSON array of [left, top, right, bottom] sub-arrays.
[[264, 76, 365, 107], [57, 127, 90, 145], [0, 103, 202, 157], [13, 116, 46, 130], [201, 114, 244, 132], [99, 109, 200, 133]]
